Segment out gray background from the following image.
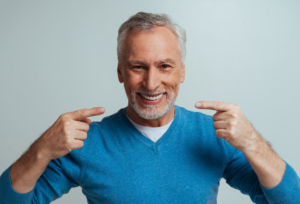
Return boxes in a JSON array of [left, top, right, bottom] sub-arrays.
[[0, 0, 299, 203]]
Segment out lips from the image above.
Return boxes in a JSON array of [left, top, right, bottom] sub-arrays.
[[138, 92, 165, 105], [140, 93, 164, 101]]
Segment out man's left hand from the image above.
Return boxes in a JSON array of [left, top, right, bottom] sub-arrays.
[[195, 101, 260, 152]]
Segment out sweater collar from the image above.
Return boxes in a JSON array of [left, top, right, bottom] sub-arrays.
[[120, 105, 181, 152]]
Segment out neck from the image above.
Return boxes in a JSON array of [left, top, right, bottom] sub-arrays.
[[126, 104, 175, 127]]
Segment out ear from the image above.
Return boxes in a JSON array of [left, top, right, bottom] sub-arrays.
[[180, 63, 185, 83], [117, 63, 124, 83]]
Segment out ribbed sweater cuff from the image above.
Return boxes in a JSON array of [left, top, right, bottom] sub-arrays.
[[0, 166, 34, 204], [260, 161, 298, 203]]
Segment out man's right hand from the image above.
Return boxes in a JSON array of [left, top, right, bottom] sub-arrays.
[[35, 107, 105, 162], [10, 107, 105, 193]]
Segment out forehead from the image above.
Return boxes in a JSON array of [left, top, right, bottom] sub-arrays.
[[124, 26, 181, 62]]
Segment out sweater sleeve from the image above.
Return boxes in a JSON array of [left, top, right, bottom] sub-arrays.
[[223, 149, 300, 204], [0, 123, 98, 204], [0, 156, 80, 204]]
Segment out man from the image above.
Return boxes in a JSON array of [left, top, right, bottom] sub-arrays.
[[0, 12, 299, 204]]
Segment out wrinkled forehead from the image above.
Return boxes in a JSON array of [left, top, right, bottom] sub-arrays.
[[122, 26, 181, 64]]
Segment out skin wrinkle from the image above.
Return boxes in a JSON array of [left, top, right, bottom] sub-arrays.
[[121, 27, 182, 66], [127, 58, 176, 67], [213, 101, 220, 111], [80, 109, 87, 117], [117, 26, 185, 127], [7, 13, 291, 197]]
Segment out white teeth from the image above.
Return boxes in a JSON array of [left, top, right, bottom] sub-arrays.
[[140, 93, 164, 101]]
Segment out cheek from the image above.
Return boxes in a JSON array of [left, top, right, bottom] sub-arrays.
[[124, 73, 142, 92], [163, 71, 181, 90]]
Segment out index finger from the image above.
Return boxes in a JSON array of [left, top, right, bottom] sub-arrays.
[[195, 101, 232, 112], [69, 107, 105, 120]]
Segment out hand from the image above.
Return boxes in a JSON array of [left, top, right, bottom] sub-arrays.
[[195, 101, 260, 151], [35, 107, 105, 162]]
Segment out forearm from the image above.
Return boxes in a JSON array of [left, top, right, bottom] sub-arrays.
[[242, 133, 286, 188], [10, 142, 50, 193]]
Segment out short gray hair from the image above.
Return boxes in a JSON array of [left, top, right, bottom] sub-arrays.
[[117, 12, 186, 64]]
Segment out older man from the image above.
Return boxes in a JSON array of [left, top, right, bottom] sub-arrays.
[[0, 12, 299, 204]]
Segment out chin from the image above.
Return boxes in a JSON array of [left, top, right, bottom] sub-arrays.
[[130, 92, 176, 120]]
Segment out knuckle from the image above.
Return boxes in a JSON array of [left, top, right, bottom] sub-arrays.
[[63, 128, 71, 136], [233, 104, 240, 110], [80, 109, 87, 117], [229, 112, 238, 118], [60, 113, 69, 121], [64, 138, 73, 147], [223, 136, 230, 142], [228, 121, 236, 127], [213, 101, 220, 110], [228, 130, 235, 137], [63, 121, 71, 127], [215, 130, 224, 138], [82, 132, 87, 140], [215, 130, 220, 137], [223, 131, 229, 137], [212, 114, 218, 121]]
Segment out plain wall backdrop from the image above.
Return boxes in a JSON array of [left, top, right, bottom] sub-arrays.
[[0, 0, 299, 203]]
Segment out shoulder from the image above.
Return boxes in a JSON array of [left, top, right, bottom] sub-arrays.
[[87, 108, 125, 139], [175, 105, 216, 143], [176, 105, 212, 119], [57, 108, 126, 178], [176, 105, 237, 165], [175, 105, 214, 127]]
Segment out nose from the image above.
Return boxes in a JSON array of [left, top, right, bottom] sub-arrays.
[[143, 66, 161, 91]]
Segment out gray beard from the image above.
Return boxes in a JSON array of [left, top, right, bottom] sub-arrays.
[[130, 92, 176, 120]]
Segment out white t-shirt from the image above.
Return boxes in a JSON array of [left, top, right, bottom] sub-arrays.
[[126, 115, 174, 143]]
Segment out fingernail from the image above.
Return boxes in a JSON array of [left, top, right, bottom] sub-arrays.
[[196, 102, 201, 107], [98, 108, 104, 113]]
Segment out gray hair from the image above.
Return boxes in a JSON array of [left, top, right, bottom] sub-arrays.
[[117, 12, 186, 64]]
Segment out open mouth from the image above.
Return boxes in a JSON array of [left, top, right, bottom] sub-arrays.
[[137, 92, 166, 105], [139, 93, 164, 101]]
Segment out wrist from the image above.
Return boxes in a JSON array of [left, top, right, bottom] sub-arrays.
[[239, 133, 286, 188], [30, 141, 52, 164], [239, 132, 264, 156], [10, 143, 51, 193]]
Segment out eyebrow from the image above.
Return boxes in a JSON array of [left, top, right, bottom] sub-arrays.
[[127, 58, 176, 66], [156, 58, 176, 66]]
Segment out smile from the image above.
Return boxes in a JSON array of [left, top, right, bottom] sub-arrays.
[[140, 93, 164, 101]]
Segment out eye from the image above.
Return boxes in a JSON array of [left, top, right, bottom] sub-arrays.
[[132, 66, 144, 69], [161, 64, 171, 69]]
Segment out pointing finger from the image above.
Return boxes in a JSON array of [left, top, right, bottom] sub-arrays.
[[69, 107, 105, 120], [195, 101, 232, 112]]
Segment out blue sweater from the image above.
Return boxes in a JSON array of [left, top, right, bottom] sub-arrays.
[[1, 106, 300, 204]]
